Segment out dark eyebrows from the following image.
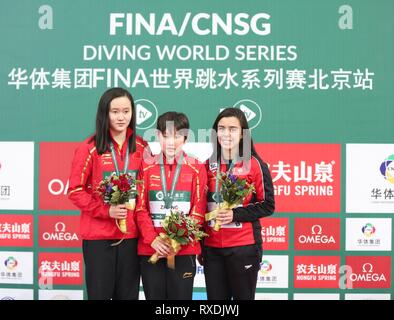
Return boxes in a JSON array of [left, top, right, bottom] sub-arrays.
[[218, 125, 240, 129], [110, 106, 130, 111]]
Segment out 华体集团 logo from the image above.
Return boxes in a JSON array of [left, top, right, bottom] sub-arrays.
[[380, 154, 394, 184], [362, 223, 376, 238]]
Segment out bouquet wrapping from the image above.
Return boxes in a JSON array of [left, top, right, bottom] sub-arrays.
[[149, 210, 207, 269]]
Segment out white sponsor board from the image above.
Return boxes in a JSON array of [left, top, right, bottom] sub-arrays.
[[346, 218, 392, 251], [256, 255, 288, 288], [346, 144, 394, 213], [0, 251, 33, 284], [0, 288, 34, 300], [293, 293, 340, 300], [0, 142, 34, 210], [345, 293, 390, 300], [39, 289, 84, 300], [255, 293, 288, 300], [194, 259, 206, 288]]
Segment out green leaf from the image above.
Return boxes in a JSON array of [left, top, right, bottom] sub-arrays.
[[178, 238, 188, 245], [111, 190, 120, 203], [177, 228, 185, 237]]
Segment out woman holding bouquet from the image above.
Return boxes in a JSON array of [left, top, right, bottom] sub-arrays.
[[67, 88, 148, 300], [202, 107, 275, 300], [135, 112, 207, 300]]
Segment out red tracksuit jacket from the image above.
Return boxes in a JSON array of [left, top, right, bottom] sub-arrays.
[[204, 155, 275, 248], [136, 152, 207, 256], [67, 129, 148, 240]]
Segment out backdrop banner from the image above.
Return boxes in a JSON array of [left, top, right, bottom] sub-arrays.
[[0, 0, 393, 301]]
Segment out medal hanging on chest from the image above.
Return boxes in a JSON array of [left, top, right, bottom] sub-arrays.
[[159, 153, 184, 210]]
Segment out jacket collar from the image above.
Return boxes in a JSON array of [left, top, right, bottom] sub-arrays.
[[160, 150, 185, 165], [109, 127, 133, 151]]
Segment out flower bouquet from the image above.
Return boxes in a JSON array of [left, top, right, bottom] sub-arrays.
[[96, 172, 140, 234], [149, 210, 208, 269], [205, 172, 255, 231]]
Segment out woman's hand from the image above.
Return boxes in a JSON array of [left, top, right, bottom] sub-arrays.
[[217, 209, 234, 225], [151, 238, 172, 256], [109, 204, 127, 219]]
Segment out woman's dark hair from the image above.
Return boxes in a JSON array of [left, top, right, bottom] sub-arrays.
[[157, 112, 189, 139], [210, 107, 262, 163], [91, 87, 136, 154]]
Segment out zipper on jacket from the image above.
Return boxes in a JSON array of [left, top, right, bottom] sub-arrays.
[[118, 146, 124, 161]]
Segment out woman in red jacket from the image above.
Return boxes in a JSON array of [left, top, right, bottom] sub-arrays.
[[202, 107, 275, 300], [136, 111, 207, 300], [67, 87, 147, 300]]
